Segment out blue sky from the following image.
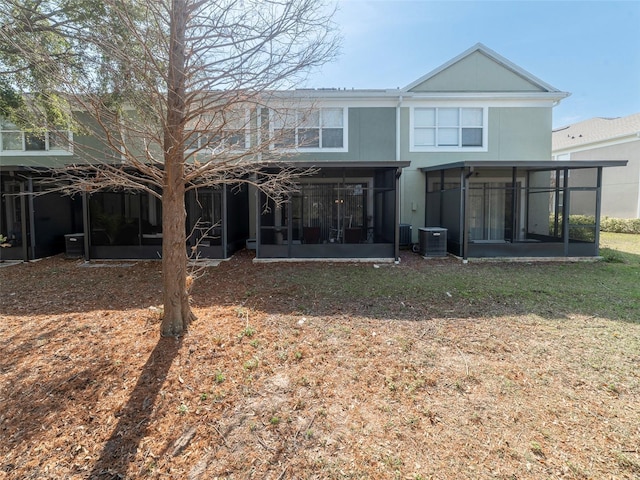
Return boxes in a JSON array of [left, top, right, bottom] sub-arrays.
[[304, 0, 640, 128]]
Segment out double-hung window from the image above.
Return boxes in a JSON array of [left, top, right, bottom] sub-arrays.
[[187, 110, 249, 153], [272, 108, 346, 151], [0, 128, 72, 155], [412, 107, 486, 151]]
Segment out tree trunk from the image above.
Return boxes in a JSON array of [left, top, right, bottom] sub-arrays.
[[160, 172, 194, 336], [160, 0, 194, 337]]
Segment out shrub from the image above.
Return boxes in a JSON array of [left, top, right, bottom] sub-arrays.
[[600, 217, 640, 234], [549, 214, 596, 242], [549, 215, 640, 239]]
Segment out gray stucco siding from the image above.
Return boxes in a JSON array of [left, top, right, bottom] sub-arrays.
[[491, 107, 552, 160], [400, 106, 552, 168], [410, 51, 545, 93]]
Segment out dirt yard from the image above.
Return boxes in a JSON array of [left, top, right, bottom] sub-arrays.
[[1, 250, 639, 479]]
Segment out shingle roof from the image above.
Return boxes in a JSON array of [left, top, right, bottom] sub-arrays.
[[552, 113, 640, 151]]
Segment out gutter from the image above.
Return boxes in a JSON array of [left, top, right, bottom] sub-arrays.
[[396, 95, 403, 162]]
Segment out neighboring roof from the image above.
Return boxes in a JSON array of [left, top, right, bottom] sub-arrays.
[[420, 160, 628, 172], [403, 43, 567, 96], [552, 113, 640, 151]]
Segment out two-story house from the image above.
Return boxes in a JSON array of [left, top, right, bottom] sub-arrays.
[[1, 43, 625, 263]]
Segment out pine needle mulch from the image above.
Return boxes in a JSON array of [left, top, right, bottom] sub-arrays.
[[1, 251, 639, 479]]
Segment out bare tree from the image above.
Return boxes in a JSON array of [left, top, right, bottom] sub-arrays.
[[0, 0, 339, 336]]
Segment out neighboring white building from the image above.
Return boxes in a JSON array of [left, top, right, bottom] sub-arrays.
[[553, 113, 640, 219]]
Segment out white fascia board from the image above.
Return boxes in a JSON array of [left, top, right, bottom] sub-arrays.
[[402, 97, 559, 109], [265, 96, 398, 109], [266, 90, 567, 109], [401, 91, 569, 102], [269, 89, 397, 100]]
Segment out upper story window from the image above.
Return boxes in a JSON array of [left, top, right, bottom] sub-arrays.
[[0, 128, 73, 155], [271, 107, 347, 151], [186, 110, 249, 152], [411, 107, 486, 152]]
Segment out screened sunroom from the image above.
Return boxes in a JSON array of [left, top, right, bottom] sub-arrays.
[[256, 162, 408, 260], [0, 172, 82, 261], [86, 184, 248, 260], [423, 160, 627, 259]]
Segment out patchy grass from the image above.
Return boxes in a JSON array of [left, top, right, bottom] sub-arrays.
[[601, 231, 640, 255], [0, 240, 639, 479]]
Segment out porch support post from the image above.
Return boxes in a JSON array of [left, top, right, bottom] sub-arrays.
[[439, 170, 445, 226], [511, 167, 518, 242], [554, 169, 561, 237], [423, 170, 428, 226], [82, 192, 90, 261], [27, 177, 36, 260], [594, 167, 603, 256], [19, 181, 28, 262], [394, 167, 402, 262], [222, 185, 228, 258], [562, 168, 569, 256], [254, 174, 261, 259], [462, 168, 469, 262], [287, 193, 293, 257]]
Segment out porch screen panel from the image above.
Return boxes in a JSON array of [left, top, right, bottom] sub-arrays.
[[467, 183, 512, 242], [1, 181, 23, 247], [527, 170, 557, 239], [440, 188, 461, 246], [90, 192, 142, 246], [300, 184, 331, 242], [188, 188, 222, 246], [259, 193, 287, 245], [373, 169, 396, 243], [299, 183, 366, 243], [425, 190, 441, 226], [568, 189, 597, 243], [226, 185, 249, 245], [524, 187, 556, 239]]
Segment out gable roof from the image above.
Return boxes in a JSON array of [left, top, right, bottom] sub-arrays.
[[552, 113, 640, 151], [403, 43, 565, 94]]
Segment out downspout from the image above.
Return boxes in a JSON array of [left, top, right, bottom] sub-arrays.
[[396, 95, 403, 232], [255, 108, 262, 257], [82, 192, 90, 261], [395, 95, 403, 162], [256, 106, 262, 162]]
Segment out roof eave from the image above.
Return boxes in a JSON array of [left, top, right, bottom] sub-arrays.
[[420, 159, 628, 172]]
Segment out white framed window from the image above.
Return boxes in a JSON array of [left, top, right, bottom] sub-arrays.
[[411, 107, 487, 152], [0, 128, 73, 155], [271, 107, 347, 151], [186, 109, 250, 153]]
